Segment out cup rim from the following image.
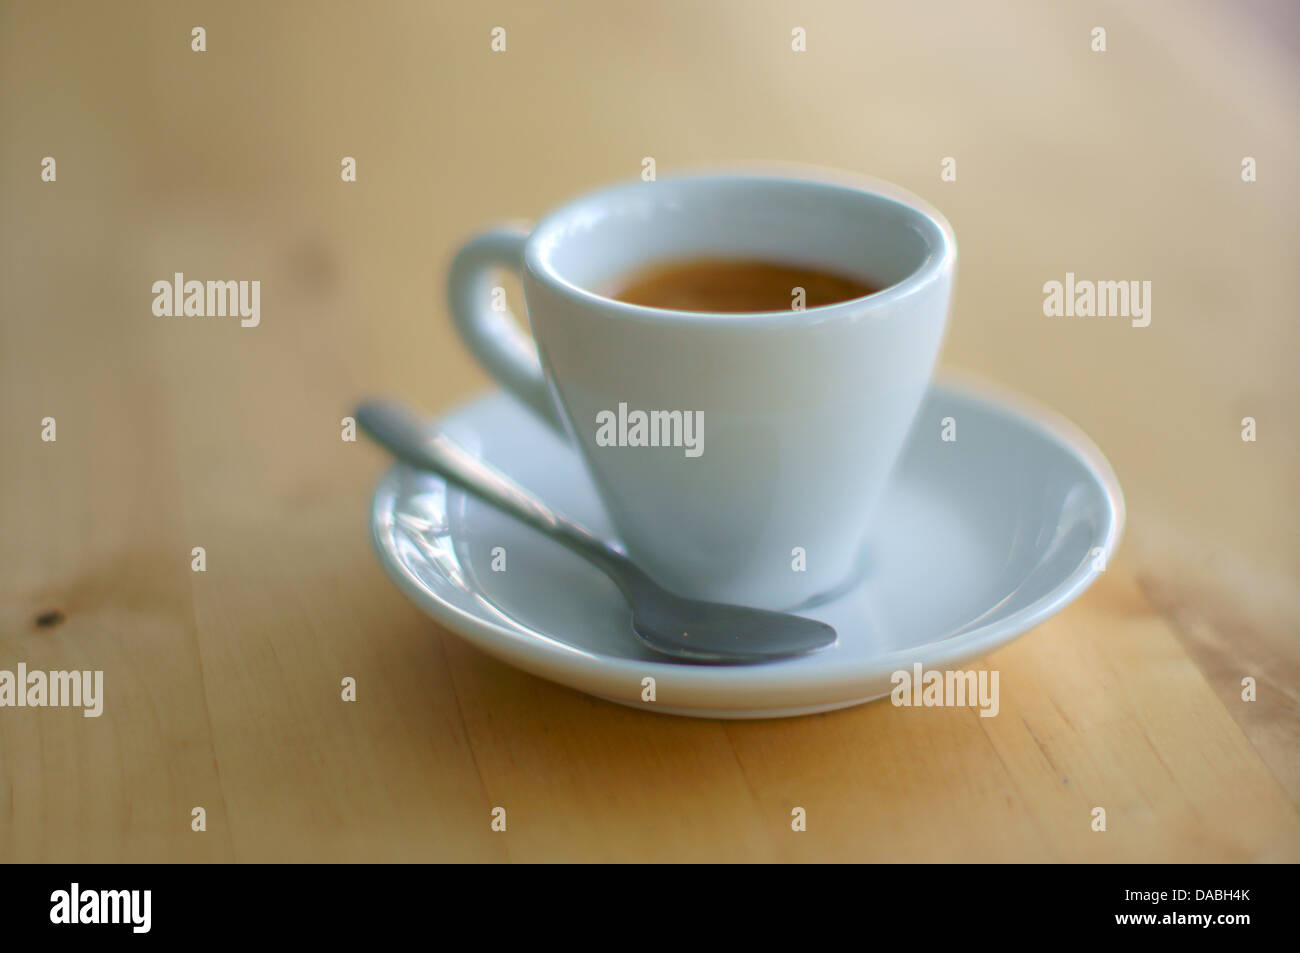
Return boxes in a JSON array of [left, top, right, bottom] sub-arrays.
[[523, 168, 956, 326]]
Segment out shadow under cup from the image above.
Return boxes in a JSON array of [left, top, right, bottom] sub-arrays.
[[520, 174, 956, 611]]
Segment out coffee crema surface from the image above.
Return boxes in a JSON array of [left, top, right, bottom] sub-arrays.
[[605, 257, 878, 313]]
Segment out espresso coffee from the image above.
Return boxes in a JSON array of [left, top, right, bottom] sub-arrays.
[[606, 257, 878, 313]]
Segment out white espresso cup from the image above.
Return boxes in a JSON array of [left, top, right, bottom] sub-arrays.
[[448, 171, 955, 610]]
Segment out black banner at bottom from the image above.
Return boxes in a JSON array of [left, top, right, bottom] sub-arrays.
[[1, 863, 1280, 940]]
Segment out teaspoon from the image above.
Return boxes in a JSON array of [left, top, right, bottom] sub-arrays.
[[355, 399, 837, 664]]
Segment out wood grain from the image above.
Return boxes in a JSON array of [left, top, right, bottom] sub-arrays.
[[1, 0, 1296, 861]]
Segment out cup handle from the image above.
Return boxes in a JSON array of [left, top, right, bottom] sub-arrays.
[[447, 224, 565, 433]]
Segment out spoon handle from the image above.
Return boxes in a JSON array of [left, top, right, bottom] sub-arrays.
[[355, 400, 631, 578]]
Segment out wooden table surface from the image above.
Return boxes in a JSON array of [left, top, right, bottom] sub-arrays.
[[2, 0, 1297, 862]]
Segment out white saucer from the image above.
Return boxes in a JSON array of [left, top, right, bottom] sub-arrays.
[[369, 375, 1124, 719]]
